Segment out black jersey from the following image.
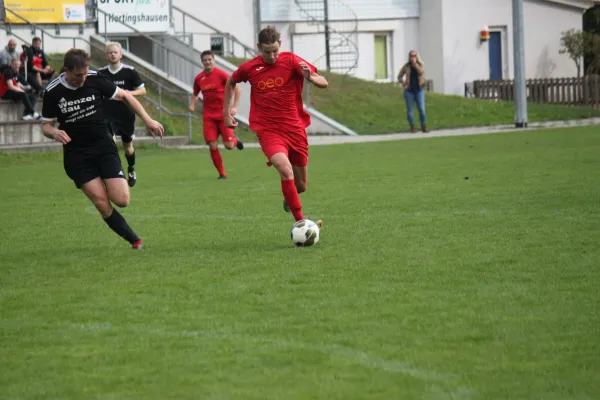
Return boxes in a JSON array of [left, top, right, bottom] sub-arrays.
[[97, 64, 144, 125], [42, 71, 118, 148]]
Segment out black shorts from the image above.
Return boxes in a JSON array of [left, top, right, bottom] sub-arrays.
[[64, 145, 126, 189], [107, 120, 136, 143], [39, 70, 55, 80]]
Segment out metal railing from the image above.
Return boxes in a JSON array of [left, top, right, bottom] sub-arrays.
[[294, 0, 359, 75], [95, 7, 209, 83], [171, 5, 257, 60], [0, 4, 198, 142]]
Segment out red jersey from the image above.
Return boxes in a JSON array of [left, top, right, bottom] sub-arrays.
[[0, 69, 18, 97], [231, 52, 316, 133], [193, 67, 229, 119]]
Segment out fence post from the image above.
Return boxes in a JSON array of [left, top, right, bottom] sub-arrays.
[[188, 95, 193, 143], [158, 86, 163, 118]]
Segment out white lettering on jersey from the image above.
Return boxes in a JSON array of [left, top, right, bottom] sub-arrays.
[[59, 95, 97, 113]]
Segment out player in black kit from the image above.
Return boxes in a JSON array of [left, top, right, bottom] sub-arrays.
[[41, 49, 164, 249], [97, 42, 147, 187]]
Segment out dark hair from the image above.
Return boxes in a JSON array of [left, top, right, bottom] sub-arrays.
[[63, 48, 91, 71], [32, 37, 41, 43], [200, 50, 214, 59], [258, 26, 280, 45]]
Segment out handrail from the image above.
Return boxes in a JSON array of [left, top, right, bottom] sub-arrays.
[[171, 5, 258, 58], [0, 7, 187, 96], [0, 5, 197, 141], [95, 8, 208, 75]]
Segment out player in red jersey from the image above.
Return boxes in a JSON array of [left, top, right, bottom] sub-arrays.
[[223, 26, 328, 226], [190, 50, 243, 179]]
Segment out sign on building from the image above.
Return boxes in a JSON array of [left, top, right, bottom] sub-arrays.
[[97, 0, 170, 34], [4, 0, 86, 23]]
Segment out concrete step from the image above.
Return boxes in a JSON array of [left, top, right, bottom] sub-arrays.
[[0, 120, 54, 145], [0, 120, 150, 146], [0, 135, 189, 153], [0, 98, 42, 121]]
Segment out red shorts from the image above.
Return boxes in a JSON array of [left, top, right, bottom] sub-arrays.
[[203, 116, 235, 144], [257, 129, 308, 167]]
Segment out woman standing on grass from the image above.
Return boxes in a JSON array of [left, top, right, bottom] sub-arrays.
[[397, 50, 428, 133]]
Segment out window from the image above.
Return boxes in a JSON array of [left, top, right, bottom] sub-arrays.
[[210, 36, 225, 56], [374, 34, 388, 80], [109, 38, 129, 52]]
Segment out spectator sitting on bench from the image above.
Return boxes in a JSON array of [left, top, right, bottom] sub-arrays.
[[0, 38, 44, 96], [0, 39, 20, 69], [23, 37, 55, 90], [0, 57, 40, 120]]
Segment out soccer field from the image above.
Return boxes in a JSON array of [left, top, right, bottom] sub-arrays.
[[1, 127, 599, 399]]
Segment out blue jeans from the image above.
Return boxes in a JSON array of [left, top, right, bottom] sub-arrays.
[[404, 88, 426, 126]]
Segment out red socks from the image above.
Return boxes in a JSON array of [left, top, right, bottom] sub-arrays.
[[210, 148, 226, 176], [281, 179, 304, 221]]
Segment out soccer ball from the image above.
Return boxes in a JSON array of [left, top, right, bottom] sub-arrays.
[[290, 219, 320, 247]]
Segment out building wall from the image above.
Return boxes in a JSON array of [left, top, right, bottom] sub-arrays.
[[171, 0, 257, 55], [260, 0, 419, 21], [524, 0, 585, 79], [167, 0, 585, 95], [435, 0, 585, 95], [418, 0, 444, 93], [282, 18, 418, 82]]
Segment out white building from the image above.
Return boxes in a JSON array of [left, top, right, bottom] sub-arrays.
[[171, 0, 595, 96]]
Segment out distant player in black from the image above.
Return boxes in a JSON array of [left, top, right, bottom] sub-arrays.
[[41, 49, 164, 249], [97, 42, 146, 187]]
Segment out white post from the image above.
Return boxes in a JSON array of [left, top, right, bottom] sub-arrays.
[[512, 0, 528, 128]]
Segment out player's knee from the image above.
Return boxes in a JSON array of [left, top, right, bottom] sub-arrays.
[[124, 142, 134, 155], [112, 192, 130, 208], [296, 180, 307, 193], [208, 141, 219, 150], [107, 187, 130, 208], [90, 197, 112, 217], [224, 142, 235, 150], [275, 164, 294, 180]]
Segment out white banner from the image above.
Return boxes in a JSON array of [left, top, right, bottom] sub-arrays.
[[97, 0, 170, 34]]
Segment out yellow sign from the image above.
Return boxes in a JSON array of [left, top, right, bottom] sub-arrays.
[[4, 0, 86, 24]]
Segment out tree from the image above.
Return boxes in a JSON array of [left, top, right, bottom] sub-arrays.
[[583, 4, 600, 72], [559, 29, 591, 78]]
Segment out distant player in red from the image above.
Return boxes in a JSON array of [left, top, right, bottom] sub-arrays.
[[223, 26, 328, 226], [190, 50, 243, 179]]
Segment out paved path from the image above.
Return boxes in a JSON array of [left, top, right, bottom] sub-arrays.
[[171, 117, 600, 150]]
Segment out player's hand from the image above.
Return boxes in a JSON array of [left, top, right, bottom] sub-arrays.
[[53, 129, 71, 144], [299, 61, 312, 80], [224, 112, 238, 128], [230, 106, 238, 116], [146, 119, 164, 139], [188, 105, 195, 113]]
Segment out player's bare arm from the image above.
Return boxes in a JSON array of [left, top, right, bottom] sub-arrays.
[[189, 94, 199, 113], [128, 85, 147, 97], [300, 61, 328, 89], [223, 76, 238, 128], [7, 79, 25, 93], [113, 89, 164, 138], [41, 120, 71, 144], [231, 85, 242, 116]]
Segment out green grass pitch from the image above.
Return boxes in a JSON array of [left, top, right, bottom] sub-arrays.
[[1, 127, 599, 399]]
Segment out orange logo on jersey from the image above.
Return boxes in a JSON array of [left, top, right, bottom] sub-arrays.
[[257, 77, 284, 91], [201, 83, 217, 92]]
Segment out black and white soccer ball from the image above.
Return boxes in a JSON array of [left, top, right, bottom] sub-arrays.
[[290, 219, 320, 247]]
